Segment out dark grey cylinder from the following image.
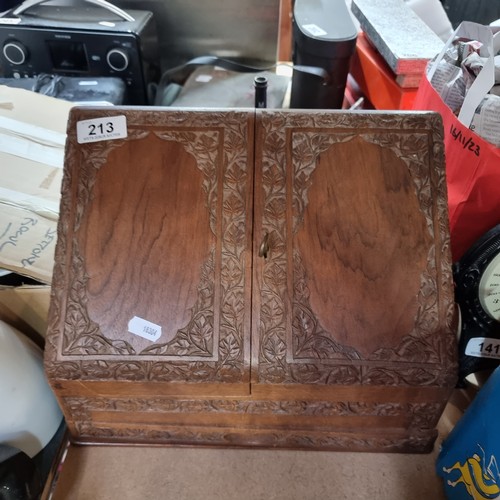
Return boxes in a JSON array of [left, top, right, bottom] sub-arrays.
[[290, 0, 358, 109]]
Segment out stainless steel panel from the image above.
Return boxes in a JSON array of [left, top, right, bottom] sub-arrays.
[[114, 0, 280, 71]]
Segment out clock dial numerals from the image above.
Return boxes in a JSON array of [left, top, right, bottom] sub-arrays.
[[479, 253, 500, 321], [454, 225, 500, 382]]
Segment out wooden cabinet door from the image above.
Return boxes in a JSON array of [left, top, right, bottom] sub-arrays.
[[252, 110, 457, 393], [45, 108, 254, 397]]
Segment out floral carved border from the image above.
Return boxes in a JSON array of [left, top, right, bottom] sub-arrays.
[[46, 110, 251, 383], [64, 394, 440, 451], [64, 395, 441, 428], [257, 111, 456, 387]]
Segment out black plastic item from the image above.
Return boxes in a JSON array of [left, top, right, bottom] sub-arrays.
[[441, 0, 500, 28], [0, 75, 126, 104], [152, 55, 326, 108], [290, 0, 357, 109], [0, 446, 42, 500], [0, 0, 20, 12], [253, 76, 268, 108]]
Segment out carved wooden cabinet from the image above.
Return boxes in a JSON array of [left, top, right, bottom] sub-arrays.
[[45, 108, 457, 453]]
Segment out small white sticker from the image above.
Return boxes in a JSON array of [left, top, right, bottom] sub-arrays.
[[195, 75, 213, 83], [76, 115, 127, 144], [128, 316, 162, 342], [303, 24, 327, 37], [465, 337, 500, 359], [0, 18, 22, 24]]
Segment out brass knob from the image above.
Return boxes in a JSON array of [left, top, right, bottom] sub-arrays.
[[258, 232, 270, 259]]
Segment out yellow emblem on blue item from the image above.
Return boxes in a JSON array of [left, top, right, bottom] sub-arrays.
[[437, 368, 500, 500], [442, 445, 499, 499]]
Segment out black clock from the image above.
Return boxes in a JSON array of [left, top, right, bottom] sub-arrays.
[[453, 224, 500, 385]]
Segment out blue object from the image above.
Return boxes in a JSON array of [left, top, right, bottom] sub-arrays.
[[437, 368, 500, 499]]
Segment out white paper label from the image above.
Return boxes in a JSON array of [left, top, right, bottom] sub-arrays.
[[195, 75, 213, 83], [303, 24, 327, 37], [465, 337, 500, 359], [128, 316, 162, 342], [0, 18, 21, 24], [76, 115, 127, 144], [78, 81, 99, 86]]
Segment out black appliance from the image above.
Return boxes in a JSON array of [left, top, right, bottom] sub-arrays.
[[290, 0, 357, 109], [0, 0, 159, 104]]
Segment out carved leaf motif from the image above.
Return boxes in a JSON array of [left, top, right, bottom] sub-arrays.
[[223, 192, 245, 217], [364, 367, 440, 386], [114, 362, 148, 381], [81, 360, 114, 379], [46, 361, 80, 380], [373, 335, 442, 364], [49, 110, 251, 383], [263, 260, 287, 290], [260, 329, 287, 383], [257, 111, 455, 386], [66, 334, 135, 356], [219, 333, 240, 362], [169, 339, 192, 355], [265, 197, 287, 222], [262, 163, 284, 190], [262, 332, 286, 361], [409, 402, 443, 429]]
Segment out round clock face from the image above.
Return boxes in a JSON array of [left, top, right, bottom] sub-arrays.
[[479, 252, 500, 321]]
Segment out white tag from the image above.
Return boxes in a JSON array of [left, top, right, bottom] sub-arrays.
[[76, 115, 127, 144], [465, 337, 500, 359], [303, 24, 327, 37], [0, 18, 21, 24], [128, 316, 162, 342], [195, 75, 213, 83]]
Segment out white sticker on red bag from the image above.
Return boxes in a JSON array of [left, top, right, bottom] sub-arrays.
[[465, 337, 500, 359], [76, 115, 127, 144], [128, 316, 162, 342]]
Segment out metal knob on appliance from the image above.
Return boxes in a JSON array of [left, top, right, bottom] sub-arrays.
[[106, 48, 129, 72], [2, 41, 28, 65]]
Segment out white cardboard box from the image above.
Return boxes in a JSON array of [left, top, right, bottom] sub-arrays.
[[0, 86, 73, 283]]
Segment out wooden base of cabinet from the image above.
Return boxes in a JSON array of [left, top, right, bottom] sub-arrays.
[[71, 424, 439, 454], [56, 383, 451, 453]]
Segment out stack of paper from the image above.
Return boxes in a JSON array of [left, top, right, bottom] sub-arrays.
[[0, 86, 73, 284]]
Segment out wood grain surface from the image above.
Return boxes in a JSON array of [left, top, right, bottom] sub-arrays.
[[45, 108, 457, 452]]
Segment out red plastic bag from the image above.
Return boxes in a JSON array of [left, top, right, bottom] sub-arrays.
[[413, 22, 500, 262]]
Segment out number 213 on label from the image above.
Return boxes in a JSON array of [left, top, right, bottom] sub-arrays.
[[76, 115, 127, 144]]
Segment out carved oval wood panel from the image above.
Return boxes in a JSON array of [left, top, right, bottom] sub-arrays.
[[254, 110, 457, 387], [46, 108, 254, 388], [295, 135, 431, 357], [82, 135, 212, 353]]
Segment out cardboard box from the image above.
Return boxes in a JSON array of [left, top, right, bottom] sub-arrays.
[[0, 86, 73, 283]]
